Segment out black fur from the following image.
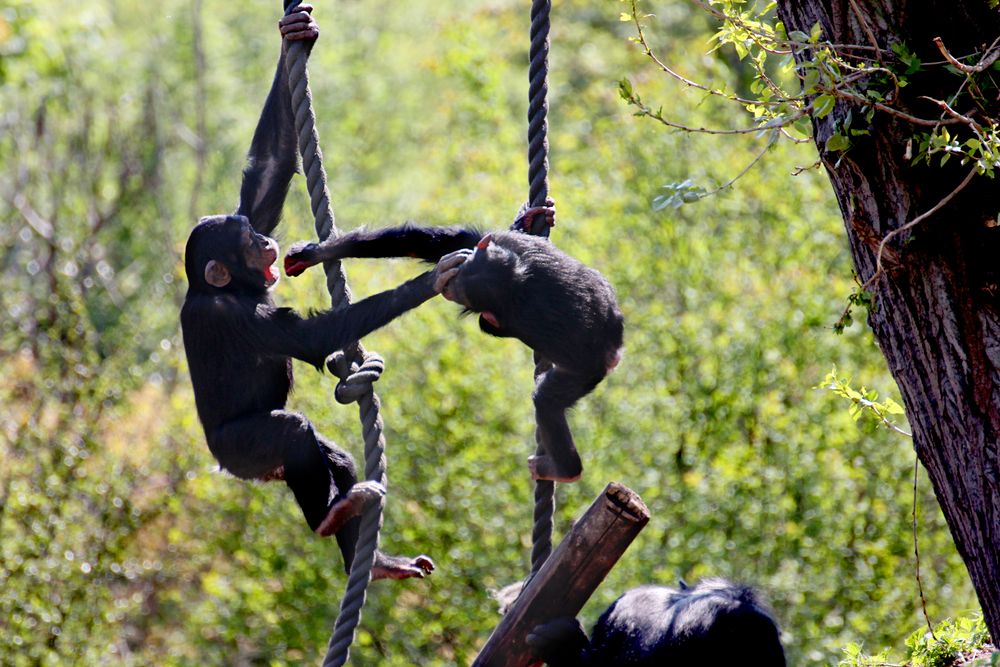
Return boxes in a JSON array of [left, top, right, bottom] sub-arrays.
[[528, 578, 786, 667], [284, 222, 624, 482], [180, 20, 436, 573]]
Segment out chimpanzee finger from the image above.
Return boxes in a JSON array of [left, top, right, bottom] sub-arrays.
[[279, 16, 319, 39], [516, 206, 555, 229], [282, 25, 319, 41], [437, 248, 472, 271], [433, 266, 463, 294], [278, 10, 312, 28], [279, 7, 316, 31], [279, 3, 314, 20]]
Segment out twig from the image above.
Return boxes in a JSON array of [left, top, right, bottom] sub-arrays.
[[700, 129, 780, 196], [631, 101, 803, 135], [790, 160, 822, 175], [831, 88, 965, 127], [11, 193, 54, 240], [860, 397, 912, 437], [629, 0, 764, 106], [848, 0, 885, 64], [918, 95, 983, 130], [933, 35, 1000, 74], [863, 166, 978, 292]]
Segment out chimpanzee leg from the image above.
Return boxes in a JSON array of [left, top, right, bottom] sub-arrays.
[[529, 367, 599, 482], [209, 410, 363, 570], [314, 431, 363, 572]]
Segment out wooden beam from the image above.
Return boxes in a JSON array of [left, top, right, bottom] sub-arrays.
[[473, 482, 650, 667]]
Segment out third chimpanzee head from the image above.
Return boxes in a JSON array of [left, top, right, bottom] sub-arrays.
[[184, 215, 280, 296]]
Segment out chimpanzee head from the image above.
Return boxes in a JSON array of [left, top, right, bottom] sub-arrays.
[[446, 234, 519, 311], [185, 215, 280, 295]]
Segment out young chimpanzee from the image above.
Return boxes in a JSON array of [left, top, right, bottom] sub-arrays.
[[180, 6, 443, 580], [526, 578, 786, 666], [282, 209, 624, 483]]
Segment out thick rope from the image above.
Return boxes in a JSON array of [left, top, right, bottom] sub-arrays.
[[527, 0, 552, 234], [527, 0, 555, 576], [282, 3, 386, 665]]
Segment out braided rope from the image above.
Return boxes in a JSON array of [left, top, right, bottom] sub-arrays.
[[527, 0, 552, 231], [282, 3, 385, 665], [527, 0, 555, 576]]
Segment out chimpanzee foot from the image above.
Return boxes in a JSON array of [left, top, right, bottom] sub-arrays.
[[372, 552, 436, 581], [528, 455, 582, 483], [315, 480, 386, 537]]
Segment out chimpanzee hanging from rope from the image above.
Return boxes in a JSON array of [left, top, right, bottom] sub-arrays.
[[179, 5, 447, 581], [284, 213, 625, 484]]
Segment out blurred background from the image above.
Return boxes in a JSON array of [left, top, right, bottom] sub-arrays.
[[0, 1, 980, 665]]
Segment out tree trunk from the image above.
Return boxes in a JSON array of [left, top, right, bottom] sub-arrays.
[[774, 0, 1000, 640]]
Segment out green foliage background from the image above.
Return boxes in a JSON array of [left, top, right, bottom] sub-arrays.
[[0, 1, 980, 665]]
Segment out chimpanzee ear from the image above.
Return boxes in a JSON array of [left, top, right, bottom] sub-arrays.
[[476, 233, 494, 251], [204, 260, 232, 288]]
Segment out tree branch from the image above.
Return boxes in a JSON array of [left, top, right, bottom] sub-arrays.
[[933, 35, 1000, 74]]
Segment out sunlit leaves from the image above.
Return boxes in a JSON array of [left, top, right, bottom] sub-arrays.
[[652, 179, 709, 210], [818, 366, 908, 434]]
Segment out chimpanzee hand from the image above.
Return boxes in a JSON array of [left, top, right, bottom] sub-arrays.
[[279, 3, 319, 51], [511, 197, 556, 233], [372, 552, 436, 581], [283, 240, 322, 277], [433, 248, 473, 300]]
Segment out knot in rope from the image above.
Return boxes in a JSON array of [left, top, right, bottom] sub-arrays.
[[328, 351, 385, 404]]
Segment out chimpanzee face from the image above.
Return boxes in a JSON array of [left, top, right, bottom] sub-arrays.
[[238, 222, 280, 288], [185, 215, 280, 294]]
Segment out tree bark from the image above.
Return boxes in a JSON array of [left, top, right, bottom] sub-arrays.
[[774, 0, 1000, 640]]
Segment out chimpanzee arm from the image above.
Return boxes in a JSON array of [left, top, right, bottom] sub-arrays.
[[236, 6, 318, 235], [239, 269, 438, 367], [285, 223, 484, 275]]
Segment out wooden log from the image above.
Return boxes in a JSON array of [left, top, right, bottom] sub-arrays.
[[473, 482, 650, 667]]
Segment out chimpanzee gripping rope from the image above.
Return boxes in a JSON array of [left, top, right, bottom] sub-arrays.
[[180, 5, 441, 581], [284, 205, 624, 484]]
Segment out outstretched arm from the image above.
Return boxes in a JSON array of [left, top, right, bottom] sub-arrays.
[[241, 269, 440, 367], [284, 223, 485, 276], [235, 5, 319, 235]]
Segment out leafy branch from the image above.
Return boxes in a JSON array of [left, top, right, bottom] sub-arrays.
[[817, 366, 910, 436]]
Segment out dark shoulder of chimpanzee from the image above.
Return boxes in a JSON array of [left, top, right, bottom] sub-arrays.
[[283, 206, 625, 484], [180, 6, 439, 581], [527, 578, 786, 667]]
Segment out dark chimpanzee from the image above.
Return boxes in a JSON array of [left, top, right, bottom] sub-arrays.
[[282, 209, 625, 483], [180, 6, 442, 580], [526, 578, 786, 666]]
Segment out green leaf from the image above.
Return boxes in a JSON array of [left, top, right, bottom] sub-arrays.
[[825, 133, 850, 152], [813, 94, 836, 118], [618, 77, 634, 100]]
